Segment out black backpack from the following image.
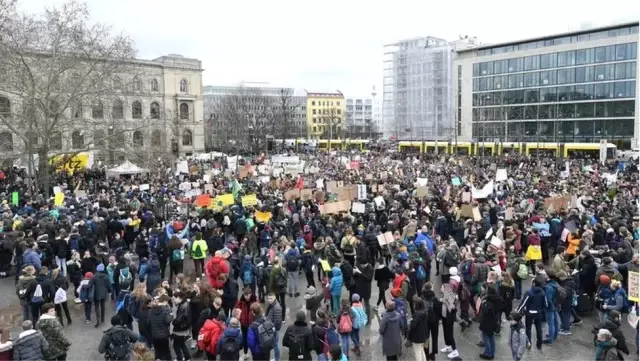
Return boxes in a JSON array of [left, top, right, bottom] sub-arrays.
[[106, 329, 131, 360], [286, 331, 307, 356], [275, 270, 287, 289], [219, 335, 240, 359], [425, 299, 438, 323], [286, 254, 298, 272]]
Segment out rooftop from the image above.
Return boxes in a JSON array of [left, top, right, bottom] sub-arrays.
[[305, 90, 343, 97], [457, 21, 639, 54]]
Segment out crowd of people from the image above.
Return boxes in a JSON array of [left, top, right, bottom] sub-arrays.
[[0, 149, 638, 361]]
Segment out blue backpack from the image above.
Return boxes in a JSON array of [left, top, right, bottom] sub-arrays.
[[243, 267, 254, 284], [352, 306, 368, 329], [116, 293, 130, 313], [615, 289, 631, 313], [416, 264, 427, 281], [149, 235, 159, 253]]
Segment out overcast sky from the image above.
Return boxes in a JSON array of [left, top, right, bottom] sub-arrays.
[[19, 0, 640, 97]]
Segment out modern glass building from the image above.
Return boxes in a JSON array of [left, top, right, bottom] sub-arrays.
[[454, 22, 639, 149]]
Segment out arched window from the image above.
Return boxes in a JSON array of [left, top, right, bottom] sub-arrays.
[[112, 100, 123, 119], [113, 76, 122, 90], [133, 77, 142, 91], [151, 130, 162, 147], [133, 131, 144, 148], [150, 79, 159, 92], [179, 102, 189, 120], [92, 101, 103, 119], [179, 79, 188, 93], [49, 132, 62, 150], [132, 101, 142, 119], [150, 102, 160, 119], [71, 131, 84, 149], [182, 129, 192, 146], [0, 97, 11, 118], [0, 132, 13, 151]]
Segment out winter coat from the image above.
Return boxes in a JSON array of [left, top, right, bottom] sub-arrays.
[[479, 293, 502, 334], [519, 286, 547, 314], [15, 275, 37, 307], [172, 300, 191, 333], [282, 320, 315, 361], [578, 254, 598, 294], [266, 300, 284, 331], [236, 294, 257, 328], [354, 263, 373, 300], [145, 260, 162, 295], [247, 317, 269, 356], [329, 267, 344, 296], [35, 315, 70, 359], [509, 324, 527, 358], [13, 330, 48, 361], [378, 310, 403, 357], [66, 260, 82, 284], [374, 265, 394, 290], [98, 325, 139, 360], [592, 317, 630, 355], [146, 304, 173, 340], [33, 273, 56, 304], [51, 238, 70, 259], [311, 319, 329, 355], [216, 327, 243, 360], [407, 308, 429, 343], [91, 271, 112, 301], [22, 249, 41, 270]]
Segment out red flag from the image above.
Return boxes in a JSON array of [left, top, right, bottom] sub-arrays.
[[295, 177, 304, 190]]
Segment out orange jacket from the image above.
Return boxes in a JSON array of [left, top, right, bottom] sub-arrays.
[[567, 234, 580, 255]]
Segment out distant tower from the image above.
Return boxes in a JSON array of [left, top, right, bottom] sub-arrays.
[[371, 85, 377, 139]]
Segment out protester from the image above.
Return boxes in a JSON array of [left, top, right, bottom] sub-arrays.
[[282, 310, 314, 361], [35, 303, 71, 361], [379, 300, 404, 361], [12, 320, 48, 361], [98, 314, 139, 361]]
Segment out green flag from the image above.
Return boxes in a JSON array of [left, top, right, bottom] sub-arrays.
[[231, 179, 242, 197], [11, 192, 18, 205]]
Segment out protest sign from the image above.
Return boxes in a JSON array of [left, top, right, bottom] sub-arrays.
[[629, 271, 639, 302]]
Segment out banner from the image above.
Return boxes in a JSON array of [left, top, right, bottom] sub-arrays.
[[241, 194, 258, 207], [54, 192, 64, 206], [255, 211, 272, 223], [629, 271, 639, 302], [50, 152, 93, 174]]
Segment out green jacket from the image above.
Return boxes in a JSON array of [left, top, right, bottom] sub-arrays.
[[36, 315, 70, 359]]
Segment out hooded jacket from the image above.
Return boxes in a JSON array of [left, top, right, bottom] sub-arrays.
[[407, 308, 429, 343], [282, 320, 315, 361], [34, 273, 56, 304], [16, 275, 36, 306], [36, 314, 70, 359], [146, 303, 173, 340], [98, 325, 139, 360], [329, 267, 344, 296], [479, 293, 502, 334], [145, 260, 162, 295], [22, 248, 41, 270], [592, 317, 629, 355], [216, 326, 243, 360], [379, 310, 403, 357], [518, 286, 547, 314], [13, 330, 48, 361]]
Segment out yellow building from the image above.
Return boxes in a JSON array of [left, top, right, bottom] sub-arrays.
[[305, 90, 345, 139]]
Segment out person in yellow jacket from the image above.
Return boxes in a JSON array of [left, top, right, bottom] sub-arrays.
[[190, 233, 208, 277]]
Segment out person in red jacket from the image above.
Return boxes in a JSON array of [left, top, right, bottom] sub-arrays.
[[205, 251, 230, 289], [235, 287, 257, 357], [198, 313, 226, 359]]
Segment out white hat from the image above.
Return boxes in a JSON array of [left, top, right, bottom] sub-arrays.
[[449, 267, 458, 276]]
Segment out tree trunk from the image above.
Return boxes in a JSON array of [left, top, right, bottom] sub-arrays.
[[37, 147, 50, 198]]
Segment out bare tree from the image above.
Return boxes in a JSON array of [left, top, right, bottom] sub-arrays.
[[271, 88, 299, 151], [216, 86, 277, 154], [0, 0, 159, 193], [319, 107, 344, 141]]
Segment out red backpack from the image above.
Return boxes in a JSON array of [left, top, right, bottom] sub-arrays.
[[197, 319, 224, 354]]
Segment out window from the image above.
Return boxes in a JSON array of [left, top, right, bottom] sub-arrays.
[[540, 87, 557, 102], [524, 55, 539, 71], [48, 100, 59, 118], [112, 100, 124, 119], [179, 103, 189, 120], [49, 132, 62, 150], [337, 101, 340, 106], [615, 62, 635, 80], [539, 70, 556, 85], [507, 58, 523, 72], [93, 130, 106, 148], [311, 101, 315, 106], [479, 62, 492, 75], [113, 77, 122, 90], [595, 47, 607, 63], [151, 130, 162, 147], [494, 60, 507, 74], [133, 77, 142, 91], [179, 79, 188, 93], [71, 131, 84, 149], [0, 132, 13, 151], [133, 131, 143, 147], [132, 101, 142, 119], [150, 102, 160, 119], [92, 101, 103, 119], [575, 49, 587, 65], [150, 79, 159, 92], [557, 68, 574, 84], [0, 97, 10, 118], [539, 53, 557, 69], [557, 51, 575, 67], [182, 129, 192, 146], [615, 44, 628, 60], [524, 72, 539, 87]]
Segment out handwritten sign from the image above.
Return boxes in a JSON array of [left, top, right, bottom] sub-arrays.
[[629, 271, 639, 302]]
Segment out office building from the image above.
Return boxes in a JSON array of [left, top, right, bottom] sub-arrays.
[[454, 22, 639, 149], [345, 97, 377, 138], [306, 91, 345, 139], [204, 83, 307, 149], [383, 36, 458, 141]]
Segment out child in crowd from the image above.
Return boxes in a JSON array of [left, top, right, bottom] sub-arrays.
[[509, 312, 527, 361], [374, 258, 394, 310], [138, 257, 148, 283], [336, 299, 354, 359], [304, 286, 324, 324], [79, 272, 94, 323], [350, 294, 367, 356]]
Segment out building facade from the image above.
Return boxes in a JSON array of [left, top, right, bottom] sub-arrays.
[[345, 97, 376, 138], [306, 91, 345, 139], [204, 83, 307, 150], [454, 22, 639, 149], [383, 36, 456, 141], [0, 53, 205, 165]]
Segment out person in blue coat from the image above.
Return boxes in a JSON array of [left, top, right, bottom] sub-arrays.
[[329, 266, 344, 315], [22, 242, 41, 271], [516, 280, 548, 350], [247, 304, 271, 361], [217, 318, 243, 360]]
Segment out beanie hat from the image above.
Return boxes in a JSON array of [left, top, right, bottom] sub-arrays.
[[96, 264, 105, 272], [449, 267, 458, 276], [351, 293, 361, 302], [84, 272, 93, 280]]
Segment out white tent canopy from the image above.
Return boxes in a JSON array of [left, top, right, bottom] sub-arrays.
[[106, 161, 149, 176]]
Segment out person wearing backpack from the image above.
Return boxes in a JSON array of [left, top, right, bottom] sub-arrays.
[[146, 295, 174, 361], [191, 233, 209, 278], [51, 267, 72, 327], [514, 257, 528, 300], [543, 272, 563, 345], [285, 244, 301, 298], [282, 310, 315, 361], [98, 314, 139, 361], [235, 287, 257, 357], [336, 299, 353, 358], [478, 285, 502, 360], [340, 229, 357, 266], [167, 236, 185, 285], [603, 280, 630, 317], [31, 267, 55, 323], [407, 298, 429, 361], [268, 259, 288, 311], [113, 256, 133, 296], [216, 317, 243, 361], [240, 255, 257, 294], [16, 265, 37, 324], [93, 263, 113, 328], [350, 294, 367, 356], [247, 303, 273, 361]]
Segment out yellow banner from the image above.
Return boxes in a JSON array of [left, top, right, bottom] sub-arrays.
[[54, 192, 64, 206], [50, 153, 90, 174], [241, 194, 258, 207], [629, 271, 639, 302], [255, 211, 272, 223]]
